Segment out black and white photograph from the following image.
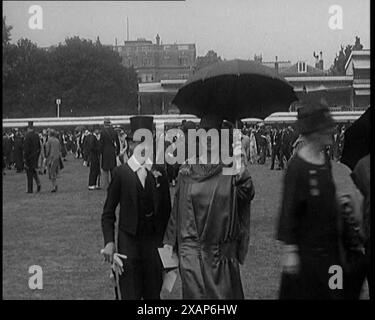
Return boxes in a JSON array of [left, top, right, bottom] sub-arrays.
[[2, 0, 371, 305]]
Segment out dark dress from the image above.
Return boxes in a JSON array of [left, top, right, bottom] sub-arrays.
[[276, 155, 344, 300], [163, 162, 254, 299]]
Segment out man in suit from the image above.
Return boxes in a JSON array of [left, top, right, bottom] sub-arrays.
[[100, 118, 120, 189], [280, 126, 293, 164], [88, 127, 101, 190], [257, 125, 267, 165], [101, 116, 171, 300], [14, 129, 24, 173], [270, 126, 283, 170], [23, 121, 41, 193]]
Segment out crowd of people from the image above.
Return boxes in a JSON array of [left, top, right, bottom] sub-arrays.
[[98, 111, 370, 301], [2, 119, 128, 192], [2, 118, 349, 192], [2, 110, 370, 300]]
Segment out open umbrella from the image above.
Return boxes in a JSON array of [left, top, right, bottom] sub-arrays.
[[340, 107, 370, 170], [172, 59, 297, 122]]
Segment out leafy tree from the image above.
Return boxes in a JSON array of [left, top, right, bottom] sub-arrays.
[[3, 38, 50, 117], [329, 36, 363, 75], [46, 36, 138, 116], [3, 34, 138, 117], [194, 50, 222, 72], [3, 16, 13, 82], [3, 16, 12, 46], [353, 36, 364, 50]]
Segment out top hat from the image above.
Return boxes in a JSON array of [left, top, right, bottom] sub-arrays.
[[129, 116, 154, 141], [27, 121, 34, 128], [297, 101, 335, 135]]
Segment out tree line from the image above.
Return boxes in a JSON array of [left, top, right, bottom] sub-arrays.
[[3, 17, 138, 118]]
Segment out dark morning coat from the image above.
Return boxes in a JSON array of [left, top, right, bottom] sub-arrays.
[[101, 163, 171, 247], [23, 130, 41, 170], [100, 127, 120, 171]]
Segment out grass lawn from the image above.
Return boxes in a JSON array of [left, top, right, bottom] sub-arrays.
[[2, 154, 368, 299]]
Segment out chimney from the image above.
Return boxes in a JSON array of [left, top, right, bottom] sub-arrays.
[[313, 51, 319, 68], [156, 34, 160, 46], [319, 51, 324, 70]]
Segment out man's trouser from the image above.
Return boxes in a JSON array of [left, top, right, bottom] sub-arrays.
[[26, 168, 40, 192], [117, 225, 163, 300]]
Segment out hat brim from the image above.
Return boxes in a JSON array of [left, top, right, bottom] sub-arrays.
[[297, 119, 335, 135]]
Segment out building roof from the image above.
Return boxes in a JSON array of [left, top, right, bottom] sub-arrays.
[[344, 49, 370, 71], [280, 63, 326, 76], [285, 76, 352, 82], [261, 61, 292, 72], [139, 82, 179, 93], [352, 59, 370, 69]]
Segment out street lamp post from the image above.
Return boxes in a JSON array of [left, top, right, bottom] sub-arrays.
[[56, 98, 61, 117]]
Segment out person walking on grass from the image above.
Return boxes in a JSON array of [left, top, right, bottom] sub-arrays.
[[163, 115, 255, 299], [88, 127, 101, 190], [23, 122, 41, 193], [101, 116, 171, 300], [276, 102, 344, 300], [100, 118, 120, 190], [45, 129, 61, 193]]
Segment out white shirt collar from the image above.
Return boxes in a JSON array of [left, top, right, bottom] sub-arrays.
[[127, 155, 153, 172]]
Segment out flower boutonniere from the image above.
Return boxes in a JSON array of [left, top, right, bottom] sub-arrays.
[[151, 169, 162, 188]]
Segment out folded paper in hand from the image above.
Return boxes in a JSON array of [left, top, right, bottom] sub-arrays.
[[158, 247, 179, 269]]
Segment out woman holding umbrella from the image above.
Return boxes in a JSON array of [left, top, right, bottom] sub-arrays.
[[163, 114, 255, 299], [165, 58, 296, 299]]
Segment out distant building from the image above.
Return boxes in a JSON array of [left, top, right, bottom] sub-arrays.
[[345, 49, 370, 108], [280, 60, 326, 77], [109, 34, 196, 83], [262, 51, 370, 111], [137, 50, 370, 115]]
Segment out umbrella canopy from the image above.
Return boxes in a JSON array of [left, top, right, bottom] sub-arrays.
[[172, 59, 297, 122], [340, 107, 370, 170]]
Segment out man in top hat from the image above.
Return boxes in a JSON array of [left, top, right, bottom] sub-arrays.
[[100, 118, 120, 189], [101, 116, 171, 300], [23, 121, 42, 193]]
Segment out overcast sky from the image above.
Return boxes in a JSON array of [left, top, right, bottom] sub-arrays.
[[3, 0, 370, 67]]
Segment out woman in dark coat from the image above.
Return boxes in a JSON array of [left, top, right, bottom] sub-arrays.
[[276, 102, 344, 300], [163, 115, 255, 299]]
